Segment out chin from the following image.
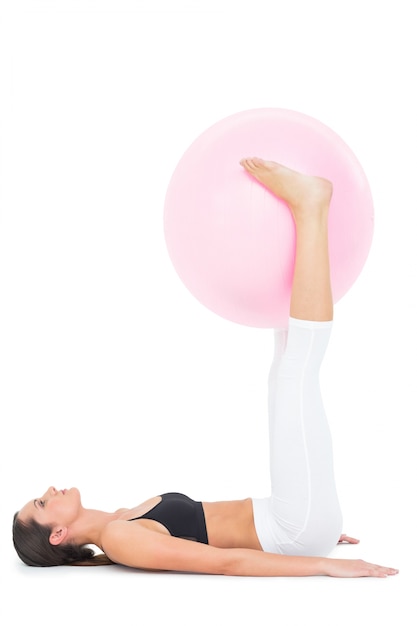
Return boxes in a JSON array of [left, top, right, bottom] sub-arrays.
[[67, 487, 81, 501]]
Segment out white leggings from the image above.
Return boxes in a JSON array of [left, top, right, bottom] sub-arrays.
[[252, 317, 343, 557]]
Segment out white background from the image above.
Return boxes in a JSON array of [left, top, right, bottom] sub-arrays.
[[0, 1, 416, 624]]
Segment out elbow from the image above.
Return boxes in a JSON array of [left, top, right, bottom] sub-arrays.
[[218, 550, 247, 577]]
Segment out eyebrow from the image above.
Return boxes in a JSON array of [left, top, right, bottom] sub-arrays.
[[33, 499, 39, 509]]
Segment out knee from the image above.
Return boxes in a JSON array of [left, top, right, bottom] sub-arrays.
[[283, 508, 343, 557], [304, 508, 344, 556]]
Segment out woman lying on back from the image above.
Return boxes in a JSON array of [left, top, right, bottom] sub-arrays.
[[13, 159, 399, 579]]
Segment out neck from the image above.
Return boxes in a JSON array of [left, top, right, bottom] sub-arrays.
[[68, 507, 120, 550]]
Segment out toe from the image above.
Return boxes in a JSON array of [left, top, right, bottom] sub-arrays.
[[240, 158, 255, 172], [252, 157, 264, 168]]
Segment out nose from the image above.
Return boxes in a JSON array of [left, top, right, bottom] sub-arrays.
[[44, 486, 57, 497]]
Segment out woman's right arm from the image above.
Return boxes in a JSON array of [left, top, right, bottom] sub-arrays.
[[101, 521, 398, 578], [214, 548, 398, 578]]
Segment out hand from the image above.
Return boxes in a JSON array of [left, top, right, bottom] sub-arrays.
[[337, 534, 360, 545], [324, 558, 399, 578]]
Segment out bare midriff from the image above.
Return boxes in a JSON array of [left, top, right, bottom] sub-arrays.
[[202, 498, 263, 550]]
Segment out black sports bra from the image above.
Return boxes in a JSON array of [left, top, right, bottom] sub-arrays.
[[129, 492, 208, 544]]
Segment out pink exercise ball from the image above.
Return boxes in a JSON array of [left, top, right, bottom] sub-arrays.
[[164, 108, 374, 328]]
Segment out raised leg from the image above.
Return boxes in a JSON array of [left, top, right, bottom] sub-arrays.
[[240, 158, 342, 557]]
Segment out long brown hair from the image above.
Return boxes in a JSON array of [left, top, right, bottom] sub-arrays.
[[12, 512, 114, 567]]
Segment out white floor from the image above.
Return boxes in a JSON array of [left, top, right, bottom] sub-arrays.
[[1, 1, 416, 624]]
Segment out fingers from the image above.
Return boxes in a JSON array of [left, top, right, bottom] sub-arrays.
[[327, 558, 398, 578], [363, 562, 399, 578], [338, 534, 360, 544]]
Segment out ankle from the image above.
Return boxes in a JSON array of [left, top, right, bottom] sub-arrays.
[[291, 203, 330, 227]]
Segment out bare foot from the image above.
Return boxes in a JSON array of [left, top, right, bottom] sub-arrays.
[[239, 157, 332, 219]]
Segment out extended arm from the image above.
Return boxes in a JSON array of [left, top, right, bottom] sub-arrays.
[[102, 522, 398, 578]]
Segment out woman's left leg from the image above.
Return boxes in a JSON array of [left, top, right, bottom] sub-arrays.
[[241, 158, 343, 556]]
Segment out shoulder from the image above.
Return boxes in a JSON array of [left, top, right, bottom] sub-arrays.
[[101, 519, 142, 551], [101, 520, 150, 567]]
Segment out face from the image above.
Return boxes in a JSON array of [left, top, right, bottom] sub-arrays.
[[18, 486, 82, 531]]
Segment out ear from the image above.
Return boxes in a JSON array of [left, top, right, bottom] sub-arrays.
[[49, 526, 68, 546]]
